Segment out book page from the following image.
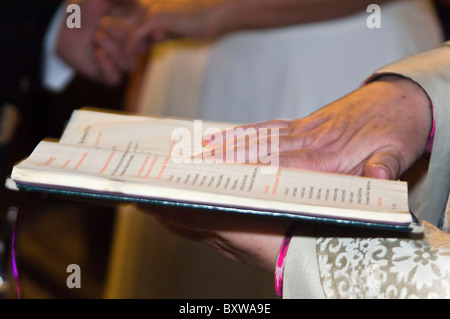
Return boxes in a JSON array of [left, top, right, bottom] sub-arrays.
[[59, 109, 233, 157], [12, 140, 412, 225]]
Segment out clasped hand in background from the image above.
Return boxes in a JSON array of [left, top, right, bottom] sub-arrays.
[[57, 0, 232, 85]]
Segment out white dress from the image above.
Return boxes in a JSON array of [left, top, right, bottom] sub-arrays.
[[103, 0, 444, 298]]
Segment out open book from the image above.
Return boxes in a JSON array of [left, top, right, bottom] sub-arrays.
[[8, 108, 420, 232]]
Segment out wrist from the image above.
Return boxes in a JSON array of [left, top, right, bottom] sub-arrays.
[[371, 75, 433, 154]]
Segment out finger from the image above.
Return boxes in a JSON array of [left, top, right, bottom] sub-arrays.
[[93, 48, 123, 86], [202, 128, 282, 164], [108, 0, 143, 15], [125, 17, 160, 62], [259, 147, 354, 173], [362, 149, 403, 180], [260, 148, 321, 171], [202, 119, 291, 147], [202, 138, 259, 164], [94, 28, 128, 71], [98, 16, 127, 45]]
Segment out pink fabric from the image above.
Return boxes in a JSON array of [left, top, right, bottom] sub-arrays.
[[425, 100, 436, 153], [274, 224, 296, 299]]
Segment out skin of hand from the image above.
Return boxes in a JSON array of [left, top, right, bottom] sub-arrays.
[[142, 204, 291, 273], [144, 76, 432, 273], [56, 0, 141, 85], [202, 75, 433, 180], [136, 1, 229, 41], [106, 1, 231, 67]]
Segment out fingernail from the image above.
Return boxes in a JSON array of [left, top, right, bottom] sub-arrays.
[[371, 164, 391, 180]]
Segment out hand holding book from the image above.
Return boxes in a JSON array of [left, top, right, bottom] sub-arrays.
[[8, 73, 432, 284], [10, 108, 416, 231], [144, 203, 290, 273], [201, 75, 432, 181], [9, 75, 431, 288], [135, 75, 433, 279]]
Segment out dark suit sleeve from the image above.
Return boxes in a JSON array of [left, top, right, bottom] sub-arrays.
[[0, 1, 61, 206], [0, 0, 61, 107]]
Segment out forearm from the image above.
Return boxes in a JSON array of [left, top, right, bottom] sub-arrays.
[[42, 3, 76, 92], [217, 0, 394, 34]]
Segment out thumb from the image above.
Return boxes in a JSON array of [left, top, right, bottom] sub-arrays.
[[362, 150, 403, 180]]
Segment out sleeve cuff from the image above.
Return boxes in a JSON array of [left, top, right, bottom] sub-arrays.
[[274, 223, 296, 298], [41, 4, 75, 92], [275, 222, 325, 299]]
